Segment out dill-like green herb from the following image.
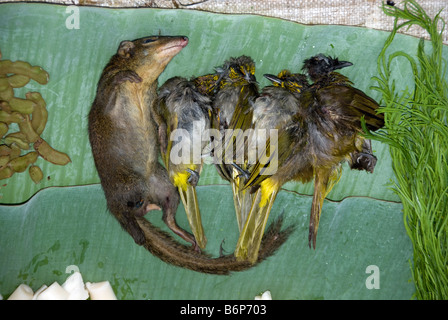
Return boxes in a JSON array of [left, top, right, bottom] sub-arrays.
[[366, 0, 448, 299]]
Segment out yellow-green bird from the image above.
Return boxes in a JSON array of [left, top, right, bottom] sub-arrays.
[[302, 54, 381, 174], [196, 56, 259, 233], [300, 54, 384, 249], [156, 76, 212, 250], [234, 70, 310, 263]]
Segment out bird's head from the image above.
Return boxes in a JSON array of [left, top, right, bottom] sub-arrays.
[[264, 69, 309, 94], [302, 54, 353, 82], [215, 55, 257, 86]]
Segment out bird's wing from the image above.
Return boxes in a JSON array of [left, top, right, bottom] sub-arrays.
[[317, 85, 384, 131], [243, 119, 305, 190], [216, 84, 257, 181]]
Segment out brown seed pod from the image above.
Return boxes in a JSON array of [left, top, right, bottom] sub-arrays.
[[0, 110, 24, 124], [34, 138, 71, 165], [0, 77, 9, 92], [26, 92, 48, 135], [0, 144, 12, 156], [7, 74, 30, 88], [8, 151, 38, 173], [0, 121, 8, 137], [0, 60, 49, 85], [0, 100, 12, 113], [4, 132, 30, 150], [18, 114, 40, 143], [9, 97, 36, 114], [0, 155, 9, 168], [0, 84, 13, 101], [29, 165, 43, 184], [0, 166, 13, 180], [9, 143, 21, 159]]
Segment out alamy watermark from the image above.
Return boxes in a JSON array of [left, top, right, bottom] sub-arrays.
[[65, 6, 80, 30], [169, 121, 279, 175], [365, 265, 380, 289]]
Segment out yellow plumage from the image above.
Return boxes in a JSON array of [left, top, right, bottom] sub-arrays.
[[172, 164, 197, 192], [259, 178, 279, 208]]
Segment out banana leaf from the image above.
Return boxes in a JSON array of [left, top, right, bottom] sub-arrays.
[[1, 3, 437, 299]]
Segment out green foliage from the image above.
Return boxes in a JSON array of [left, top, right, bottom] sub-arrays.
[[367, 0, 448, 299]]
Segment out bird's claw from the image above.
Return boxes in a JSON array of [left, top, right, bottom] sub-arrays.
[[230, 163, 250, 180], [351, 152, 377, 173], [186, 168, 200, 187]]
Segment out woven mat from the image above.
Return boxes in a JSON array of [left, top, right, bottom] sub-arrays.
[[2, 0, 446, 43]]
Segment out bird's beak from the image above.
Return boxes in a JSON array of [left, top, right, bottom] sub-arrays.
[[245, 72, 257, 84], [332, 60, 353, 71], [263, 74, 282, 85]]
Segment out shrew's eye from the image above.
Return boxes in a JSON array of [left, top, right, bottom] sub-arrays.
[[127, 199, 144, 208], [135, 200, 144, 208], [142, 37, 158, 44]]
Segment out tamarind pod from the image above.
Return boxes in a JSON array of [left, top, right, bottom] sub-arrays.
[[29, 165, 43, 184], [0, 143, 20, 159], [0, 144, 12, 156], [0, 110, 25, 124], [7, 131, 27, 139], [9, 97, 36, 114], [0, 155, 9, 168], [0, 100, 12, 113], [0, 166, 14, 180], [9, 143, 21, 159], [7, 74, 30, 88], [0, 60, 49, 85], [34, 138, 71, 165], [4, 133, 30, 150], [26, 92, 47, 135], [8, 151, 38, 173], [18, 115, 40, 143], [0, 121, 8, 137], [0, 84, 13, 101], [0, 77, 9, 91]]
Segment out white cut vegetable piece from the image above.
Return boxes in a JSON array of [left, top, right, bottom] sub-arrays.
[[86, 281, 117, 300], [35, 281, 69, 300], [32, 285, 48, 300], [254, 290, 272, 300], [7, 284, 34, 300], [62, 271, 89, 300]]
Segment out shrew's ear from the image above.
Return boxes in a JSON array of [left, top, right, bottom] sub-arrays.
[[118, 41, 135, 59]]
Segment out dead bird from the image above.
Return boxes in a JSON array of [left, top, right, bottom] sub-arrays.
[[155, 76, 213, 250]]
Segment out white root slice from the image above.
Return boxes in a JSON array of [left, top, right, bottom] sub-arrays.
[[85, 281, 117, 300], [32, 285, 48, 300], [35, 281, 69, 300], [254, 290, 272, 300], [7, 284, 34, 300], [62, 271, 89, 300]]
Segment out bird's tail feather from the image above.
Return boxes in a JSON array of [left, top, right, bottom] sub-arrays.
[[179, 184, 207, 250], [235, 185, 279, 263]]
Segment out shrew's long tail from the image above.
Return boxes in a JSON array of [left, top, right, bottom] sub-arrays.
[[136, 215, 293, 275]]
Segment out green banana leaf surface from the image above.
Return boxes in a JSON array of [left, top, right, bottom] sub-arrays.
[[2, 3, 440, 299]]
